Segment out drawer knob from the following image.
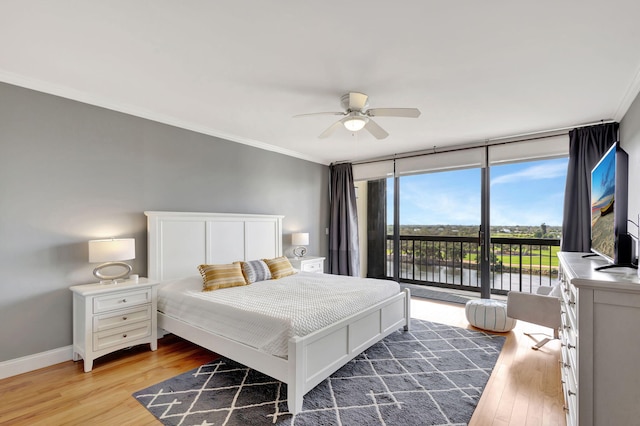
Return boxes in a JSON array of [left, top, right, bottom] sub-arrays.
[[568, 390, 576, 396], [121, 299, 127, 303], [563, 405, 570, 413], [122, 316, 128, 321], [123, 334, 127, 338]]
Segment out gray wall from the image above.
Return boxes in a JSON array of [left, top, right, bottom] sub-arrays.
[[621, 91, 640, 231], [0, 82, 329, 362]]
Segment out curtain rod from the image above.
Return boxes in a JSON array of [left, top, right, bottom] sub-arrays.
[[347, 119, 616, 166], [485, 119, 616, 143]]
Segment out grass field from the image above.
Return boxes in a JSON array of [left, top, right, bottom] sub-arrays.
[[466, 245, 560, 268], [495, 245, 560, 267]]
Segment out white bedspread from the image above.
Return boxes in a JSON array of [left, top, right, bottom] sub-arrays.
[[157, 272, 400, 358]]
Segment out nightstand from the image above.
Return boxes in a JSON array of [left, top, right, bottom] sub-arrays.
[[288, 256, 325, 273], [70, 278, 160, 372]]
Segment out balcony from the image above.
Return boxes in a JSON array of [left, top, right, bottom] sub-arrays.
[[386, 235, 560, 295]]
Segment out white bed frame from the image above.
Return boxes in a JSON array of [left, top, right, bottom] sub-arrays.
[[145, 211, 411, 414]]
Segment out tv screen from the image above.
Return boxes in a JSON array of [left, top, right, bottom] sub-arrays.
[[590, 142, 631, 267]]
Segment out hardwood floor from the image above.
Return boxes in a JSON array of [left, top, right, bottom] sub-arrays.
[[411, 298, 565, 426], [0, 297, 565, 425]]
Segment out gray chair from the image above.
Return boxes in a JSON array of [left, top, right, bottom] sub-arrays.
[[507, 286, 562, 350]]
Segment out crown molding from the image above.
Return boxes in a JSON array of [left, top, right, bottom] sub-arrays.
[[614, 65, 640, 122]]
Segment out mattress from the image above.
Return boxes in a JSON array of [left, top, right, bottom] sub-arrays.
[[157, 271, 400, 358]]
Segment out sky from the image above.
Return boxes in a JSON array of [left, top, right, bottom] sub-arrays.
[[387, 157, 569, 227]]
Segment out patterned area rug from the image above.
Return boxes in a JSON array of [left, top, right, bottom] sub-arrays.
[[134, 319, 505, 425]]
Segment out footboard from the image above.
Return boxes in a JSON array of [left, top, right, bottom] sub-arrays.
[[286, 288, 411, 413], [158, 288, 411, 415]]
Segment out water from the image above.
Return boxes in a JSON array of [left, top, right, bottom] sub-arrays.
[[389, 263, 559, 293]]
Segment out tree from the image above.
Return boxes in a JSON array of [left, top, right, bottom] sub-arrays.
[[540, 222, 547, 236]]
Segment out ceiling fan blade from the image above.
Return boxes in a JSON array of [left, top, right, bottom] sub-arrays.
[[293, 111, 345, 118], [364, 119, 389, 139], [318, 120, 344, 139], [349, 92, 369, 110], [366, 108, 421, 118]]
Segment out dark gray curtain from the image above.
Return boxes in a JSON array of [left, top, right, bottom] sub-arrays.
[[561, 122, 619, 252], [328, 163, 360, 276], [366, 179, 387, 279]]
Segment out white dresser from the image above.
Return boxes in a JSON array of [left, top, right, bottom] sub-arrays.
[[558, 252, 640, 426], [70, 278, 160, 372], [288, 256, 325, 273]]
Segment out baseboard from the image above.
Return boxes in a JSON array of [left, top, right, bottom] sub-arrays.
[[0, 346, 73, 380]]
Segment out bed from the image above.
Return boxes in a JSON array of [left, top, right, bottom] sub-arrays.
[[145, 211, 411, 414]]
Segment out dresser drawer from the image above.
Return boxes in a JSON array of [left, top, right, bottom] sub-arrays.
[[93, 288, 151, 314], [561, 354, 578, 426], [561, 324, 577, 374], [93, 305, 152, 332], [93, 321, 151, 351], [302, 261, 323, 273], [560, 309, 577, 347]]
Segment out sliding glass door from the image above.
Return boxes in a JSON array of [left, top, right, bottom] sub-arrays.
[[355, 135, 569, 297], [489, 157, 567, 293], [396, 168, 482, 289]]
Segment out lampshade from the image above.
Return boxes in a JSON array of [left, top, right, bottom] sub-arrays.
[[89, 238, 135, 263], [88, 238, 135, 284], [292, 233, 309, 259], [343, 116, 367, 132], [292, 233, 309, 246]]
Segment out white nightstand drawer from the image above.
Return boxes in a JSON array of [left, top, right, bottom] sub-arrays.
[[93, 321, 152, 351], [93, 305, 152, 332], [302, 262, 323, 273], [288, 256, 325, 274], [93, 288, 151, 314]]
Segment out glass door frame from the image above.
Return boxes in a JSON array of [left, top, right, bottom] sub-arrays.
[[388, 146, 492, 298]]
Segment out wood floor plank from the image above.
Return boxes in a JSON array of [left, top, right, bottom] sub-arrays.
[[0, 297, 565, 425]]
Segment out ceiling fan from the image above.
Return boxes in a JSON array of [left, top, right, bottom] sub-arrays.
[[294, 92, 421, 140]]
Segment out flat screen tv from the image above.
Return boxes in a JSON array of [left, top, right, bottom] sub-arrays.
[[590, 142, 634, 270]]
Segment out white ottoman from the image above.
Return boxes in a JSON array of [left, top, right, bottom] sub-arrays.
[[465, 299, 516, 332]]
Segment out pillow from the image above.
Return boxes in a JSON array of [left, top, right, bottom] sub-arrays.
[[241, 260, 272, 284], [263, 256, 296, 279], [198, 262, 247, 292]]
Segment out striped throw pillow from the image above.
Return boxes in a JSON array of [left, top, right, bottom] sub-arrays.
[[241, 260, 272, 284], [263, 256, 296, 279], [198, 262, 247, 292]]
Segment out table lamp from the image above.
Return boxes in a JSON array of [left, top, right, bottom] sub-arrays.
[[88, 238, 135, 284], [292, 232, 309, 259]]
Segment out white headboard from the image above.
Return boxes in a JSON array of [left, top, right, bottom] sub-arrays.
[[145, 211, 284, 281]]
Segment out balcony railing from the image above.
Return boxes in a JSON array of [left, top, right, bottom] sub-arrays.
[[386, 235, 560, 295]]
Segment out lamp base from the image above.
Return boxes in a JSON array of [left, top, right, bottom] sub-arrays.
[[293, 246, 307, 258], [93, 261, 132, 285]]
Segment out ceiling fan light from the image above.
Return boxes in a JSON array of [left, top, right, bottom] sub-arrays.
[[343, 116, 367, 132]]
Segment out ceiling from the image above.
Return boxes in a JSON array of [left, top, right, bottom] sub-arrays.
[[2, 1, 640, 165]]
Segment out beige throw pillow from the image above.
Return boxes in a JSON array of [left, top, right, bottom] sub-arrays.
[[263, 256, 296, 279], [198, 262, 247, 291]]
